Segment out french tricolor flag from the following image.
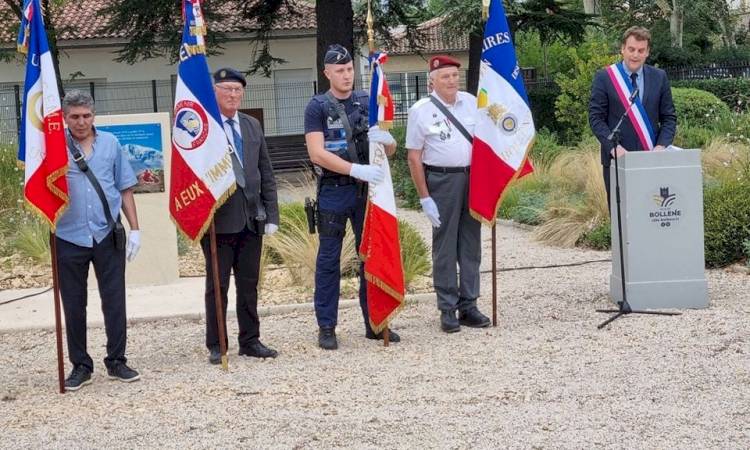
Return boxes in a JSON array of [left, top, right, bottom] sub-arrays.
[[17, 0, 69, 229], [359, 51, 404, 333], [469, 0, 535, 225]]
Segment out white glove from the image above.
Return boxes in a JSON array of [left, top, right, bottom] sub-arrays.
[[350, 163, 385, 184], [264, 223, 278, 235], [420, 197, 441, 228], [368, 126, 396, 146], [126, 230, 141, 262]]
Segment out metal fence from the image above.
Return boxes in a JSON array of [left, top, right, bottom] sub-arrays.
[[664, 61, 750, 81]]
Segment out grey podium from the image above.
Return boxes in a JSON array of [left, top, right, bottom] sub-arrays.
[[609, 149, 709, 310]]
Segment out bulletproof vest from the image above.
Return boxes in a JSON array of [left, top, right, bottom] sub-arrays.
[[313, 90, 369, 178]]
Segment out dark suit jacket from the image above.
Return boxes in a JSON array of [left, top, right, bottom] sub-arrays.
[[588, 64, 677, 167], [213, 112, 279, 234]]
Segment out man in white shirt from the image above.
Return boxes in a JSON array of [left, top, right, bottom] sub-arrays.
[[406, 55, 490, 333]]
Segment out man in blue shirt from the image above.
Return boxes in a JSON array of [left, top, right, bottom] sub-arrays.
[[56, 90, 141, 391]]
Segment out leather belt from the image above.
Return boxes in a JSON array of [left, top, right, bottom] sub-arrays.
[[423, 164, 470, 174], [320, 175, 356, 186]]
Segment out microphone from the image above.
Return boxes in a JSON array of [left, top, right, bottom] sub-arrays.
[[629, 87, 639, 104]]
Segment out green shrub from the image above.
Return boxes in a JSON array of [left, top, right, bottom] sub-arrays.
[[703, 181, 750, 267], [673, 125, 716, 149], [0, 145, 23, 212], [14, 215, 50, 263], [398, 219, 430, 287], [554, 41, 619, 144], [578, 220, 611, 250], [390, 126, 420, 209], [743, 239, 750, 267], [672, 78, 750, 113], [508, 190, 547, 226], [527, 82, 563, 136], [530, 129, 565, 169], [671, 87, 731, 128]]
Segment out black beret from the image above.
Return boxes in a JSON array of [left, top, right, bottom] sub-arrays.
[[324, 44, 352, 65], [213, 67, 246, 87]]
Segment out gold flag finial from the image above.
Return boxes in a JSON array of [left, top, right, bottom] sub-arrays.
[[482, 0, 491, 20], [367, 0, 375, 53]]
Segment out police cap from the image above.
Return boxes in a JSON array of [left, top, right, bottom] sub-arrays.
[[324, 44, 352, 65]]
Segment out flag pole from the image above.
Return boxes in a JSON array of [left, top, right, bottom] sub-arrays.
[[49, 232, 66, 393], [366, 0, 390, 348], [491, 224, 498, 327], [209, 221, 228, 370]]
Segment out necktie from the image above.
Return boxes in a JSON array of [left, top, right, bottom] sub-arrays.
[[225, 118, 246, 189], [630, 72, 639, 99]]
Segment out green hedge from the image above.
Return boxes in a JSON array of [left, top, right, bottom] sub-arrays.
[[527, 83, 563, 135], [672, 78, 750, 113], [390, 126, 420, 208], [703, 181, 750, 267], [671, 87, 730, 127]]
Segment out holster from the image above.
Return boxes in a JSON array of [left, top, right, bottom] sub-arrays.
[[305, 197, 317, 234]]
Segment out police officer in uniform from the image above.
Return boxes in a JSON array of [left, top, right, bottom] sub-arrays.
[[304, 44, 400, 350], [406, 55, 491, 333]]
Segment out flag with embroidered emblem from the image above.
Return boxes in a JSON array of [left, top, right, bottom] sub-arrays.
[[17, 0, 68, 229], [359, 51, 404, 334], [169, 0, 236, 241], [469, 0, 536, 225]]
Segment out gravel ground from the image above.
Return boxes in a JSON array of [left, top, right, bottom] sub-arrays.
[[1, 214, 748, 449]]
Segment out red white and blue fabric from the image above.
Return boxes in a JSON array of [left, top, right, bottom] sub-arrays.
[[605, 62, 656, 151], [169, 0, 236, 241], [368, 52, 394, 129], [359, 51, 404, 334], [469, 0, 536, 225], [17, 0, 68, 229]]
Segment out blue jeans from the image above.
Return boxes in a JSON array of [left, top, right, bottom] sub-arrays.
[[313, 183, 370, 329]]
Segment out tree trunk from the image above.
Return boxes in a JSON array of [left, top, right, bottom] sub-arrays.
[[315, 0, 354, 94], [582, 0, 599, 15], [670, 0, 684, 48], [466, 31, 483, 95]]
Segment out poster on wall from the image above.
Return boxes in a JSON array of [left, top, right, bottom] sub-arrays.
[[95, 114, 170, 194]]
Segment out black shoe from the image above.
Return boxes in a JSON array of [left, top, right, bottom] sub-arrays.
[[440, 310, 461, 333], [208, 348, 221, 365], [106, 362, 140, 383], [64, 365, 92, 391], [318, 327, 338, 350], [459, 307, 491, 328], [239, 341, 278, 359], [365, 328, 401, 343]]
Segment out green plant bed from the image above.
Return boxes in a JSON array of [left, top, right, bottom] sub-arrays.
[[703, 181, 750, 268], [671, 88, 730, 128], [578, 220, 611, 250]]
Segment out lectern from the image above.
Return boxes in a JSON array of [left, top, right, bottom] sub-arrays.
[[610, 149, 708, 309]]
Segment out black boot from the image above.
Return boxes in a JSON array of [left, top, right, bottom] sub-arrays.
[[365, 327, 401, 342], [318, 326, 338, 350], [459, 306, 491, 328]]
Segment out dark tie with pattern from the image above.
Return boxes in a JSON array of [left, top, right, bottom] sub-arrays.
[[630, 72, 639, 100], [225, 118, 246, 189]]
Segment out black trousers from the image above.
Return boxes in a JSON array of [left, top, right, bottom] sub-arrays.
[[201, 227, 262, 351], [56, 231, 127, 372], [603, 165, 612, 213]]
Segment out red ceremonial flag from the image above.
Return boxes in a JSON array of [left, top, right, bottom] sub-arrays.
[[359, 51, 404, 333], [17, 0, 68, 228]]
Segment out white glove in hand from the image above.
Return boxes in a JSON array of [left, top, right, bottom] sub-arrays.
[[349, 163, 385, 184], [420, 197, 441, 228], [368, 126, 396, 146], [126, 230, 141, 262], [264, 223, 278, 235]]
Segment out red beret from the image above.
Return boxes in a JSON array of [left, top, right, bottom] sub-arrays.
[[429, 55, 461, 72]]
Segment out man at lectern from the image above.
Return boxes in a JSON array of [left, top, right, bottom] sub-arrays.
[[588, 26, 677, 203]]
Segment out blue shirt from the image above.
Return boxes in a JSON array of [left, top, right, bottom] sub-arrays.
[[623, 64, 645, 101], [56, 129, 137, 247]]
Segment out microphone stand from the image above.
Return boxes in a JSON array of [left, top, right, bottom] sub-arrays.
[[596, 88, 681, 329]]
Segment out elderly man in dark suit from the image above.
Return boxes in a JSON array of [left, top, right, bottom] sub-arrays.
[[202, 67, 280, 364], [589, 26, 677, 203]]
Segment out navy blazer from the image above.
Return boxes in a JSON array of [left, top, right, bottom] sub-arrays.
[[588, 64, 677, 167]]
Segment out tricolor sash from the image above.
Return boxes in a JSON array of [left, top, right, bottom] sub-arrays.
[[605, 62, 656, 151]]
